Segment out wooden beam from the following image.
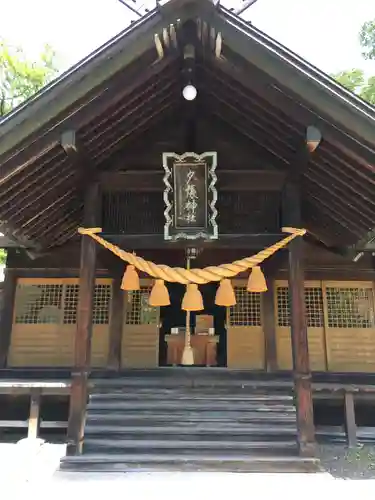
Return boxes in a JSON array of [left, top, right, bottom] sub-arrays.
[[208, 54, 375, 168], [234, 0, 259, 15], [0, 269, 17, 367], [0, 0, 183, 161], [203, 92, 292, 160], [0, 52, 174, 183], [208, 108, 289, 171], [212, 11, 375, 152], [103, 233, 286, 250], [344, 391, 357, 448], [100, 170, 286, 192], [107, 278, 124, 370], [66, 182, 100, 456], [28, 389, 41, 439], [0, 236, 21, 248]]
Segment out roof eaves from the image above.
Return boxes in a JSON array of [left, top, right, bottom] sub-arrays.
[[215, 5, 375, 150], [0, 7, 162, 156]]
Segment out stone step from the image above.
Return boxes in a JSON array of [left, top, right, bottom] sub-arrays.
[[83, 438, 296, 454], [90, 372, 293, 390], [84, 428, 296, 442], [60, 453, 319, 473], [67, 371, 304, 473], [89, 392, 294, 402], [86, 410, 296, 422], [91, 386, 293, 395], [87, 400, 295, 412], [84, 421, 296, 433]]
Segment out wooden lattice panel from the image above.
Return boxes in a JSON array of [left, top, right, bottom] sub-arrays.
[[102, 191, 164, 234], [64, 284, 79, 324], [227, 281, 264, 370], [91, 283, 112, 367], [324, 282, 375, 372], [9, 278, 112, 367], [275, 281, 326, 371], [125, 287, 158, 325], [122, 283, 159, 368], [14, 284, 63, 324], [325, 286, 374, 328], [229, 287, 261, 326]]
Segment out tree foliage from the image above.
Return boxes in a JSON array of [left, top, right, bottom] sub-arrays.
[[0, 41, 59, 264], [359, 20, 375, 60], [0, 39, 58, 116], [331, 19, 375, 105], [332, 68, 375, 104]]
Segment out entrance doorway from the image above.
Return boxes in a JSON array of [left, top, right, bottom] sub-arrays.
[[158, 282, 227, 367]]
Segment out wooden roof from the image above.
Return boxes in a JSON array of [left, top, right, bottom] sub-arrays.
[[0, 0, 375, 254]]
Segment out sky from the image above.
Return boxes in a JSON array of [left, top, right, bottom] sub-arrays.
[[1, 0, 375, 77]]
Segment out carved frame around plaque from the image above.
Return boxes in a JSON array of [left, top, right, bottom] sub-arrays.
[[162, 151, 218, 241]]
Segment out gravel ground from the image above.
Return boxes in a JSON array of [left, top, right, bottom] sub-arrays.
[[318, 444, 375, 479]]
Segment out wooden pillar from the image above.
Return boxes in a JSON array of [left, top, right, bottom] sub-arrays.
[[28, 389, 41, 439], [283, 181, 315, 457], [0, 267, 17, 368], [107, 278, 124, 370], [344, 391, 357, 447], [262, 279, 278, 371], [66, 182, 100, 456]]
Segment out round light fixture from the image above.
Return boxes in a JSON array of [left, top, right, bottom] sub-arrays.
[[182, 84, 197, 101]]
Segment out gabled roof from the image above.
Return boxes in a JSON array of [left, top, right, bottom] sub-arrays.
[[0, 0, 374, 253]]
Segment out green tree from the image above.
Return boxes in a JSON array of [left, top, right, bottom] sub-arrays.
[[0, 41, 58, 264], [360, 20, 375, 60], [332, 19, 375, 105], [0, 39, 58, 116], [332, 68, 375, 104]]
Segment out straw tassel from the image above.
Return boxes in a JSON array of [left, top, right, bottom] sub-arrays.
[[215, 279, 236, 307], [149, 280, 170, 307], [181, 283, 204, 311], [121, 265, 140, 291], [181, 344, 195, 365], [247, 266, 267, 292]]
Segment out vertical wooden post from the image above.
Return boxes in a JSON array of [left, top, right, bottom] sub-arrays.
[[283, 181, 315, 457], [66, 182, 100, 456], [262, 279, 278, 371], [344, 391, 357, 447], [28, 389, 41, 439], [0, 267, 17, 368], [107, 278, 124, 370]]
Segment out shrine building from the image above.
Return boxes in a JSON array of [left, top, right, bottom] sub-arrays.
[[0, 0, 375, 472]]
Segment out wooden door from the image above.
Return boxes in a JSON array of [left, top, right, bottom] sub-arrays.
[[275, 280, 326, 371], [121, 281, 160, 368], [8, 278, 74, 367], [323, 281, 375, 372], [227, 281, 265, 369], [8, 277, 111, 367]]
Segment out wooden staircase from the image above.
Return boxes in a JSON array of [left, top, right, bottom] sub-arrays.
[[60, 368, 319, 472]]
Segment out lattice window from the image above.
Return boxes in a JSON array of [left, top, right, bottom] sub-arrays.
[[14, 284, 63, 324], [277, 286, 290, 327], [277, 286, 324, 327], [125, 286, 158, 325], [63, 284, 79, 324], [326, 287, 375, 328], [93, 285, 111, 324], [305, 288, 324, 327], [229, 287, 261, 326], [14, 281, 112, 325]]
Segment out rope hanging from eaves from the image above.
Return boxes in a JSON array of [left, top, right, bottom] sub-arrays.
[[77, 226, 306, 284]]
